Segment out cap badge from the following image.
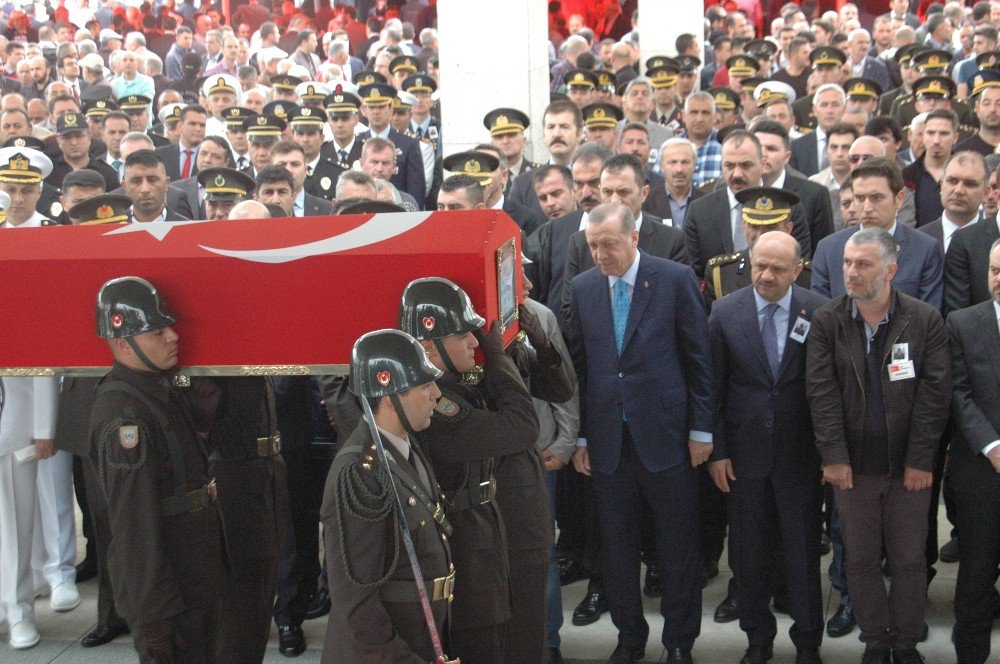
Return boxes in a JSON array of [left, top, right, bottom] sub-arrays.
[[96, 204, 113, 219], [756, 196, 773, 211], [13, 138, 25, 147], [257, 116, 267, 125], [65, 113, 77, 126], [376, 370, 391, 386], [10, 155, 28, 171], [593, 107, 606, 119], [301, 108, 311, 116], [214, 174, 226, 187], [496, 114, 509, 126], [422, 316, 435, 331], [466, 159, 481, 173], [110, 314, 123, 328]]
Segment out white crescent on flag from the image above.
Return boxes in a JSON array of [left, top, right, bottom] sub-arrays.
[[197, 212, 433, 264]]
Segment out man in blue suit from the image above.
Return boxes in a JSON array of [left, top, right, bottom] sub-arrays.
[[708, 228, 828, 664], [567, 201, 715, 664], [812, 158, 943, 308]]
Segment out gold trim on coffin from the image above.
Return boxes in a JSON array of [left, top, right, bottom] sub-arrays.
[[0, 364, 352, 377]]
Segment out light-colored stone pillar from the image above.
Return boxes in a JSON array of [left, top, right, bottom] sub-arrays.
[[639, 0, 703, 82], [437, 0, 550, 161]]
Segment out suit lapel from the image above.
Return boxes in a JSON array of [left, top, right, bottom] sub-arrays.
[[776, 288, 802, 380], [719, 190, 735, 254], [620, 257, 654, 353], [978, 302, 1000, 390]]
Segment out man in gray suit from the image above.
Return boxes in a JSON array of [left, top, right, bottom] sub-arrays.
[[271, 141, 335, 217], [920, 151, 986, 256]]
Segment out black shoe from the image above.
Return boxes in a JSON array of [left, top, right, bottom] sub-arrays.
[[548, 646, 563, 663], [608, 643, 645, 663], [81, 622, 129, 648], [75, 557, 98, 584], [826, 604, 855, 638], [304, 588, 330, 620], [572, 586, 607, 626], [891, 648, 924, 664], [740, 644, 773, 664], [643, 564, 663, 598], [860, 645, 890, 664], [939, 537, 959, 563], [820, 533, 832, 556], [714, 593, 739, 623], [772, 593, 789, 614], [795, 647, 823, 664], [559, 559, 588, 586], [665, 648, 694, 663], [278, 625, 306, 657]]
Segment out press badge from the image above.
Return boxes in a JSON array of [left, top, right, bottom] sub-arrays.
[[888, 360, 916, 381], [891, 343, 909, 361], [789, 317, 811, 343]]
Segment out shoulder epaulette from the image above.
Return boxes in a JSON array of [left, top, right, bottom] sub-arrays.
[[707, 252, 741, 268]]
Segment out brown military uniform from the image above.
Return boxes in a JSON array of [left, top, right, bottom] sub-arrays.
[[415, 351, 540, 664], [704, 250, 813, 306], [188, 376, 288, 664], [88, 363, 224, 664], [321, 422, 453, 662]]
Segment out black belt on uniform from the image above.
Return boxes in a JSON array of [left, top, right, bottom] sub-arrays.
[[161, 479, 217, 516], [256, 433, 281, 457], [443, 477, 496, 512], [379, 566, 455, 603]]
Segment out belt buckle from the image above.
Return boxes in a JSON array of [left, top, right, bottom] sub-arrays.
[[478, 480, 492, 504]]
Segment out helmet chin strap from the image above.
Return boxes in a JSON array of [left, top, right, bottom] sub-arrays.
[[126, 337, 167, 374], [388, 393, 418, 436], [431, 338, 460, 375]]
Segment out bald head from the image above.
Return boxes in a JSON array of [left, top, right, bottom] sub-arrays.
[[228, 200, 270, 219], [849, 136, 886, 171], [751, 231, 803, 302]]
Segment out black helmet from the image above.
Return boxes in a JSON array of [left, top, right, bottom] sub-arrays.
[[398, 277, 485, 341], [96, 276, 176, 339], [349, 329, 442, 400]]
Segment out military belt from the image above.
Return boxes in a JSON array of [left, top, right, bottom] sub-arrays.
[[256, 433, 281, 457], [379, 566, 455, 603], [161, 479, 217, 516], [443, 477, 496, 512]]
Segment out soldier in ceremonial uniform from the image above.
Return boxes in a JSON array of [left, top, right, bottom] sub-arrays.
[[222, 106, 256, 173], [244, 114, 287, 179], [399, 277, 540, 664], [878, 45, 923, 118], [69, 193, 132, 226], [705, 187, 813, 307], [564, 69, 599, 110], [0, 147, 56, 227], [844, 78, 882, 117], [295, 81, 330, 111], [88, 277, 224, 663], [198, 166, 256, 220], [594, 71, 617, 104], [403, 74, 441, 156], [202, 75, 242, 138], [290, 105, 339, 202], [157, 103, 186, 145], [892, 71, 978, 141], [793, 47, 848, 132], [321, 329, 454, 663], [582, 102, 625, 150], [647, 57, 683, 133], [484, 108, 538, 187], [321, 91, 364, 184], [269, 75, 301, 104]]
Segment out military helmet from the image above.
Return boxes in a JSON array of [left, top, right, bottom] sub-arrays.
[[96, 276, 176, 338], [399, 277, 485, 341], [349, 329, 443, 400]]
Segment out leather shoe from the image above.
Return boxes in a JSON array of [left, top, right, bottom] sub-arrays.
[[304, 588, 330, 620], [714, 593, 739, 623], [559, 558, 588, 586], [643, 564, 663, 598], [665, 647, 694, 663], [572, 585, 607, 626], [74, 557, 97, 583], [278, 624, 306, 657], [81, 622, 130, 648], [825, 604, 855, 638], [608, 643, 645, 663], [548, 646, 563, 663], [740, 644, 773, 664], [795, 647, 823, 664], [939, 537, 959, 563], [860, 644, 890, 664]]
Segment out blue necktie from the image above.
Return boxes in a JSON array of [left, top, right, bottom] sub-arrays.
[[613, 279, 630, 354], [762, 302, 781, 377]]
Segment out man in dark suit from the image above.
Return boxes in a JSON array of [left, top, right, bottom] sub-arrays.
[[687, 130, 808, 279], [155, 105, 207, 182], [812, 159, 944, 309], [879, 0, 920, 28], [708, 230, 827, 664], [120, 150, 189, 222], [946, 241, 1000, 664], [357, 83, 426, 208], [270, 141, 335, 217], [790, 84, 847, 177], [643, 138, 705, 227], [945, 216, 1000, 315], [165, 135, 232, 220], [509, 100, 584, 221], [567, 201, 715, 664], [562, 154, 690, 326]]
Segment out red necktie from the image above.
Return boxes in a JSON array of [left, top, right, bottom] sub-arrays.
[[181, 149, 193, 179]]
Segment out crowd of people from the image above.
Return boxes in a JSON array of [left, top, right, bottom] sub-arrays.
[[0, 0, 999, 663]]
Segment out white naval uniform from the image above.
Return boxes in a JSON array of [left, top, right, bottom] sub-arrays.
[[0, 377, 59, 628], [31, 446, 76, 593]]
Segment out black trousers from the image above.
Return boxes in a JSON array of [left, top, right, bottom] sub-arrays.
[[503, 547, 549, 662], [952, 486, 1000, 664], [451, 621, 508, 664], [81, 455, 126, 629], [555, 466, 603, 584], [592, 427, 701, 651], [731, 473, 824, 650]]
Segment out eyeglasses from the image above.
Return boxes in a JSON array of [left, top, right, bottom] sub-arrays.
[[849, 153, 874, 164]]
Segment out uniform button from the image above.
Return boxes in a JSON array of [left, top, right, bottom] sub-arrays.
[[441, 533, 447, 542], [618, 372, 624, 378], [408, 497, 417, 507], [419, 520, 426, 527]]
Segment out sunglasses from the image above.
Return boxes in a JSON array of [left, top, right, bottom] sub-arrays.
[[849, 153, 874, 164]]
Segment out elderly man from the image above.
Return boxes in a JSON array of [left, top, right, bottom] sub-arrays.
[[643, 138, 704, 227], [680, 92, 723, 188], [791, 84, 847, 177]]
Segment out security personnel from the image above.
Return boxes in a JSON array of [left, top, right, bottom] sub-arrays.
[[399, 277, 540, 664], [401, 74, 441, 155], [582, 102, 624, 150], [198, 166, 256, 220], [878, 45, 923, 118], [47, 111, 120, 192], [295, 81, 331, 110], [203, 76, 242, 138], [269, 74, 300, 103], [563, 69, 599, 109], [321, 329, 454, 663], [68, 193, 132, 226], [85, 100, 119, 141], [244, 114, 286, 178], [891, 71, 977, 139], [188, 375, 287, 664], [705, 187, 813, 307], [792, 47, 847, 131], [118, 95, 171, 148], [357, 82, 426, 209], [843, 77, 882, 117], [88, 277, 224, 663], [483, 108, 538, 187], [156, 103, 186, 144], [0, 147, 57, 227], [646, 57, 683, 131], [710, 87, 743, 130]]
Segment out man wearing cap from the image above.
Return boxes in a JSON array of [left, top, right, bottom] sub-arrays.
[[270, 140, 335, 217], [320, 90, 364, 186], [879, 45, 922, 118], [202, 75, 241, 139], [389, 54, 421, 89], [291, 106, 339, 201], [198, 166, 256, 220], [843, 78, 883, 118], [155, 105, 207, 182], [403, 74, 440, 155], [167, 135, 231, 221], [156, 103, 186, 145], [391, 92, 437, 201], [707, 228, 828, 664], [564, 69, 598, 109], [119, 95, 170, 148], [484, 108, 538, 187], [357, 82, 426, 209], [220, 107, 254, 173], [582, 102, 625, 151], [48, 111, 119, 191], [792, 47, 848, 131], [88, 276, 225, 663], [443, 149, 539, 234], [955, 70, 1000, 156], [121, 150, 189, 223], [646, 58, 682, 132], [242, 115, 286, 180], [320, 328, 452, 663]]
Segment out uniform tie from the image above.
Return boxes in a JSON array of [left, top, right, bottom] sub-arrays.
[[762, 302, 781, 378], [338, 149, 348, 164], [613, 278, 630, 354]]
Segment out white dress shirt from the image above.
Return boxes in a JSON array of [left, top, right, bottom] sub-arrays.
[[940, 211, 979, 253]]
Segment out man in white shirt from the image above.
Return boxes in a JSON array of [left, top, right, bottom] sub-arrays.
[[920, 151, 985, 254]]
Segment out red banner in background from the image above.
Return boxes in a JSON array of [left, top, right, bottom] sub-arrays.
[[0, 210, 522, 375]]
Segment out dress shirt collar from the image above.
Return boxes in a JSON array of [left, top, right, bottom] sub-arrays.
[[608, 251, 641, 291], [491, 194, 504, 210], [294, 189, 305, 216], [334, 137, 356, 157], [771, 169, 787, 190], [577, 210, 590, 231], [133, 207, 167, 224], [753, 285, 793, 317], [375, 423, 411, 460], [994, 300, 1000, 328], [370, 125, 391, 139]]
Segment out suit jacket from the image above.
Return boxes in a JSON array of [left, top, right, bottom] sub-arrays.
[[684, 186, 812, 279], [305, 152, 343, 200], [156, 142, 199, 182], [508, 165, 547, 220], [944, 216, 1000, 316], [946, 300, 1000, 492], [562, 213, 690, 326], [708, 285, 829, 480], [805, 290, 952, 476], [502, 195, 545, 235], [812, 222, 944, 309], [789, 131, 820, 178], [167, 177, 203, 221], [784, 173, 834, 253], [642, 184, 705, 225], [919, 217, 945, 254], [856, 56, 892, 92], [302, 193, 334, 217], [567, 251, 715, 474], [357, 129, 426, 209], [525, 210, 582, 317]]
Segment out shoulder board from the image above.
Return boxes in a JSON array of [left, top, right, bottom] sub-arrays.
[[801, 259, 812, 269], [434, 396, 460, 418], [40, 218, 58, 226], [699, 177, 719, 189], [795, 126, 814, 134], [707, 252, 741, 268], [403, 130, 418, 139]]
